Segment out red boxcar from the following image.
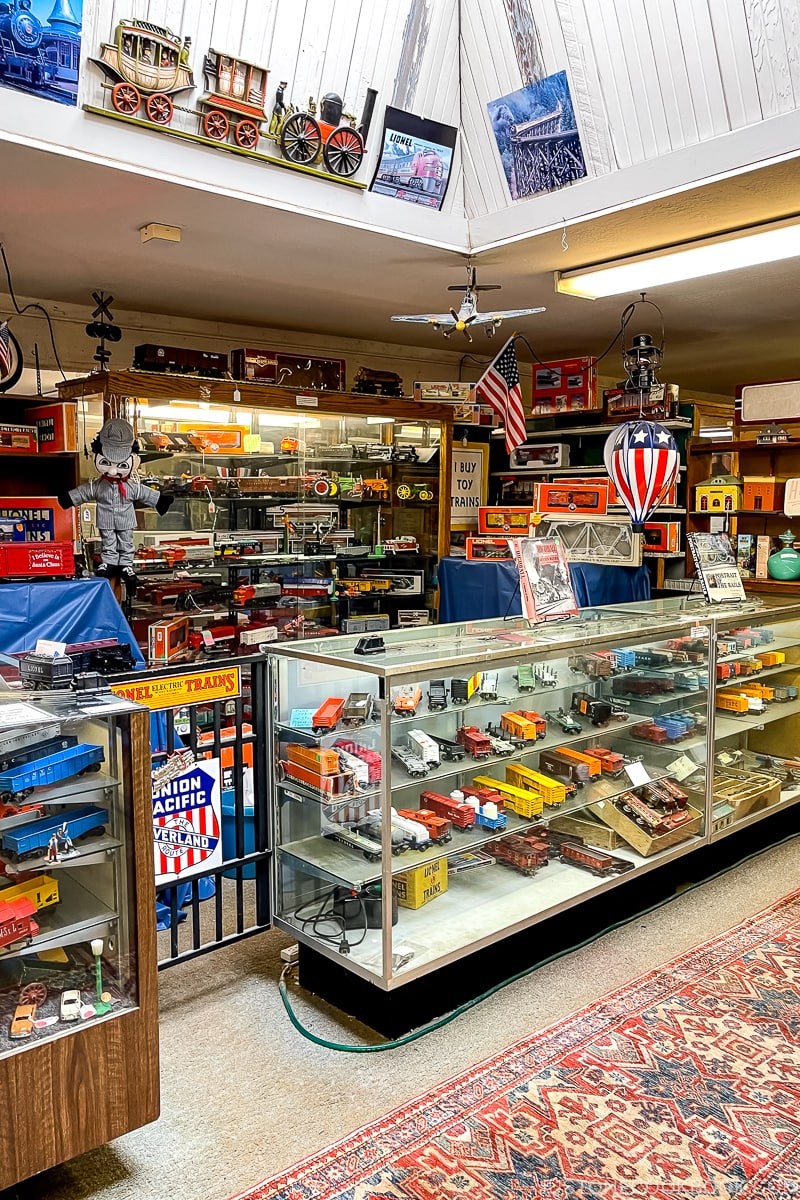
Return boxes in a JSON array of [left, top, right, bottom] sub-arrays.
[[419, 790, 476, 830]]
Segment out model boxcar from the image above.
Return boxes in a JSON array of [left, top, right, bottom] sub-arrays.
[[471, 775, 544, 818], [569, 652, 612, 678], [504, 763, 566, 808], [715, 692, 750, 714], [419, 791, 476, 830], [609, 648, 636, 670], [451, 673, 481, 704], [539, 747, 590, 786], [501, 711, 546, 742], [2, 806, 108, 860], [756, 651, 785, 667], [634, 649, 672, 668], [612, 675, 674, 696], [557, 746, 601, 778], [286, 743, 341, 774], [0, 743, 104, 800]]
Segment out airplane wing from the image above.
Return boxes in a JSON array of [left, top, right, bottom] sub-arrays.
[[476, 307, 546, 322], [391, 313, 454, 325]]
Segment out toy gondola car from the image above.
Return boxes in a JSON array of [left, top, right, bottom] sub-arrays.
[[2, 806, 108, 860], [0, 743, 104, 800], [92, 18, 194, 124]]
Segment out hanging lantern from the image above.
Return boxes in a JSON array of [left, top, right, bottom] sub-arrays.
[[603, 419, 680, 532], [622, 332, 663, 394]]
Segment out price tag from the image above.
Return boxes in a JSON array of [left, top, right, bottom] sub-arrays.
[[296, 394, 318, 407], [625, 759, 652, 788], [35, 638, 67, 657], [691, 625, 710, 639], [666, 753, 697, 782]]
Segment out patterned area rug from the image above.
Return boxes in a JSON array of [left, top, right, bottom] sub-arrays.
[[236, 891, 800, 1199]]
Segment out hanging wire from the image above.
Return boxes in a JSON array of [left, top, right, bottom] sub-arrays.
[[0, 243, 68, 382]]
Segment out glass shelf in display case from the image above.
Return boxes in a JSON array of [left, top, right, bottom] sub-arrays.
[[267, 604, 729, 989]]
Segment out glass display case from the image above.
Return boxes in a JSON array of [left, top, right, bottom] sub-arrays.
[[0, 689, 158, 1188], [267, 598, 800, 989], [57, 373, 452, 652]]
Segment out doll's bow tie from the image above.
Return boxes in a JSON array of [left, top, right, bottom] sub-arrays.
[[102, 475, 127, 499]]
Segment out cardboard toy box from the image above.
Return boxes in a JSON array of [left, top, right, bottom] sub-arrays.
[[148, 616, 190, 663], [643, 522, 682, 553], [508, 443, 570, 469], [588, 797, 702, 857], [466, 536, 513, 561], [548, 811, 624, 849], [0, 424, 37, 453], [531, 357, 598, 416], [28, 403, 79, 453], [537, 481, 609, 516], [393, 857, 448, 909], [684, 767, 779, 832], [478, 506, 539, 535]]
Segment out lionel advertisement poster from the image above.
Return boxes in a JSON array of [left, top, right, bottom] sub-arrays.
[[370, 106, 456, 209], [0, 0, 82, 106]]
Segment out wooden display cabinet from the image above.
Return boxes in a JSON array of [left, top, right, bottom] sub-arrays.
[[0, 697, 158, 1189]]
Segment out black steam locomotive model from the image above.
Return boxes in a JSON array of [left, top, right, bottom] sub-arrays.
[[0, 0, 56, 92]]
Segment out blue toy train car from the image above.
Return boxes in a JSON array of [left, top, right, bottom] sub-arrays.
[[2, 806, 108, 860], [472, 805, 507, 832], [0, 743, 104, 799], [0, 734, 78, 774]]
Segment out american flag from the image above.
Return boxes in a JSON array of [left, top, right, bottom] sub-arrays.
[[477, 337, 527, 453], [0, 323, 11, 380]]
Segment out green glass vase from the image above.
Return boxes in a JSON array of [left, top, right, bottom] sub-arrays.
[[767, 530, 800, 581]]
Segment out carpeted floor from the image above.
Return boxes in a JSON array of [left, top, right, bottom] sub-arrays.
[[233, 887, 800, 1200]]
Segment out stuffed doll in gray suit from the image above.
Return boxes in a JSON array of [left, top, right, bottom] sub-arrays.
[[59, 418, 173, 587]]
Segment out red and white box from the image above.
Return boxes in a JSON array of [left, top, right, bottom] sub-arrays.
[[466, 537, 513, 560], [148, 617, 190, 663], [531, 357, 598, 417], [0, 424, 37, 453], [478, 506, 539, 535], [0, 541, 74, 577], [537, 481, 609, 516], [643, 523, 681, 553], [28, 403, 79, 453]]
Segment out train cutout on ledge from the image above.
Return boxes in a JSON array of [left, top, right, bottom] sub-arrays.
[[90, 18, 377, 181]]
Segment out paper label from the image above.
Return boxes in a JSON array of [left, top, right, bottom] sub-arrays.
[[625, 760, 652, 787], [296, 394, 319, 407], [691, 626, 710, 639], [666, 754, 698, 782], [35, 638, 67, 657]]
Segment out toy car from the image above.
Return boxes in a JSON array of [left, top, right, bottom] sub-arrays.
[[60, 989, 82, 1022], [10, 1002, 36, 1039]]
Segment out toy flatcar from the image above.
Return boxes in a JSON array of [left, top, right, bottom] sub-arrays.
[[486, 834, 549, 877], [390, 745, 429, 778], [571, 692, 612, 727], [419, 791, 476, 830], [558, 841, 634, 876], [2, 806, 108, 860], [0, 743, 104, 800], [459, 783, 506, 811], [454, 792, 506, 831]]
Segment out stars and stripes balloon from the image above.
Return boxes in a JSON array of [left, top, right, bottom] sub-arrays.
[[603, 419, 680, 532]]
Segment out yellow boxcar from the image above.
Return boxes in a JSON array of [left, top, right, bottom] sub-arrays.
[[756, 651, 785, 667], [471, 775, 544, 818], [716, 692, 750, 713], [505, 763, 566, 808], [738, 683, 775, 702], [0, 874, 60, 911], [500, 712, 541, 742]]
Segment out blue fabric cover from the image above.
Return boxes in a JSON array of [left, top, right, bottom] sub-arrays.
[[0, 579, 145, 665], [438, 557, 651, 623]]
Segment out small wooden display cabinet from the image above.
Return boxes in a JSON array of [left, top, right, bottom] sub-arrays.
[[0, 692, 157, 1188]]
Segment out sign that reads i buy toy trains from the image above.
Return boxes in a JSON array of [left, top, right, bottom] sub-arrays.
[[152, 759, 223, 884]]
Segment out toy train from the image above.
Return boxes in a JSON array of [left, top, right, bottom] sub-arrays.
[[471, 775, 544, 818], [571, 692, 612, 727], [501, 711, 546, 742], [612, 674, 675, 696], [0, 898, 39, 953], [456, 726, 492, 759], [0, 733, 77, 774], [133, 344, 228, 377], [280, 744, 354, 796], [539, 747, 590, 787], [2, 806, 108, 861], [486, 833, 549, 877], [504, 763, 566, 807], [396, 808, 451, 844], [334, 740, 381, 783], [558, 842, 634, 877], [419, 790, 476, 831], [0, 743, 104, 801]]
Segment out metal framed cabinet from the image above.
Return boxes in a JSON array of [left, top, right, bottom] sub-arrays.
[[266, 597, 800, 989]]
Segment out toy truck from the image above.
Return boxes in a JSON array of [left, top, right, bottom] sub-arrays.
[[451, 673, 481, 704], [456, 726, 492, 759], [392, 685, 423, 717], [427, 680, 448, 711]]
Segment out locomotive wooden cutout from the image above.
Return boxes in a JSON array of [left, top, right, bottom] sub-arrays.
[[90, 19, 376, 182]]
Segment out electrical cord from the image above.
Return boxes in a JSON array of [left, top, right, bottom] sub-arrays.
[[278, 827, 799, 1052], [0, 242, 68, 382], [293, 888, 368, 953]]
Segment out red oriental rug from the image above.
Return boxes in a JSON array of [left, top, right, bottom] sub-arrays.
[[235, 890, 800, 1200]]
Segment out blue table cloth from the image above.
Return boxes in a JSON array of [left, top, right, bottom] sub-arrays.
[[438, 557, 651, 623], [0, 578, 144, 664]]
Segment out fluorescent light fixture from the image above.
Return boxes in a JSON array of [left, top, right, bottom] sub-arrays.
[[366, 416, 395, 425], [144, 404, 231, 423], [555, 216, 800, 300]]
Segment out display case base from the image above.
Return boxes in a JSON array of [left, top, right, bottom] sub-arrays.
[[297, 807, 799, 1038]]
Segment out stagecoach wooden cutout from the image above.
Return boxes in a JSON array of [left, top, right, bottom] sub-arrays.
[[92, 18, 194, 124]]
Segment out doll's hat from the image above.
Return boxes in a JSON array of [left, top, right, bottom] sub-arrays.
[[96, 418, 136, 462]]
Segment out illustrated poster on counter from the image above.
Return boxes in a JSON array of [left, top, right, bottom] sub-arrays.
[[370, 106, 456, 209], [0, 0, 82, 106], [152, 757, 223, 884], [687, 533, 746, 605], [509, 537, 578, 622]]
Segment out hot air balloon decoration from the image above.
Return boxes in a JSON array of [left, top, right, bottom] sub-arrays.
[[603, 419, 680, 532]]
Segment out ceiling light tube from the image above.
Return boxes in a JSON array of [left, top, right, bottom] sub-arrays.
[[555, 216, 800, 299]]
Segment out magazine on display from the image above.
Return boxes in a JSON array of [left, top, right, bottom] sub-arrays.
[[509, 537, 578, 622], [686, 532, 746, 604]]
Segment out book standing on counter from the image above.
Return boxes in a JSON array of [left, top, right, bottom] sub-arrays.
[[687, 532, 746, 603], [509, 537, 578, 622]]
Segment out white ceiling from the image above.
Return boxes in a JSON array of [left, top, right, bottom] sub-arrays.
[[3, 139, 800, 394]]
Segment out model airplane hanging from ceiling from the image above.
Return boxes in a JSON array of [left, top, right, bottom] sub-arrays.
[[391, 264, 545, 341]]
